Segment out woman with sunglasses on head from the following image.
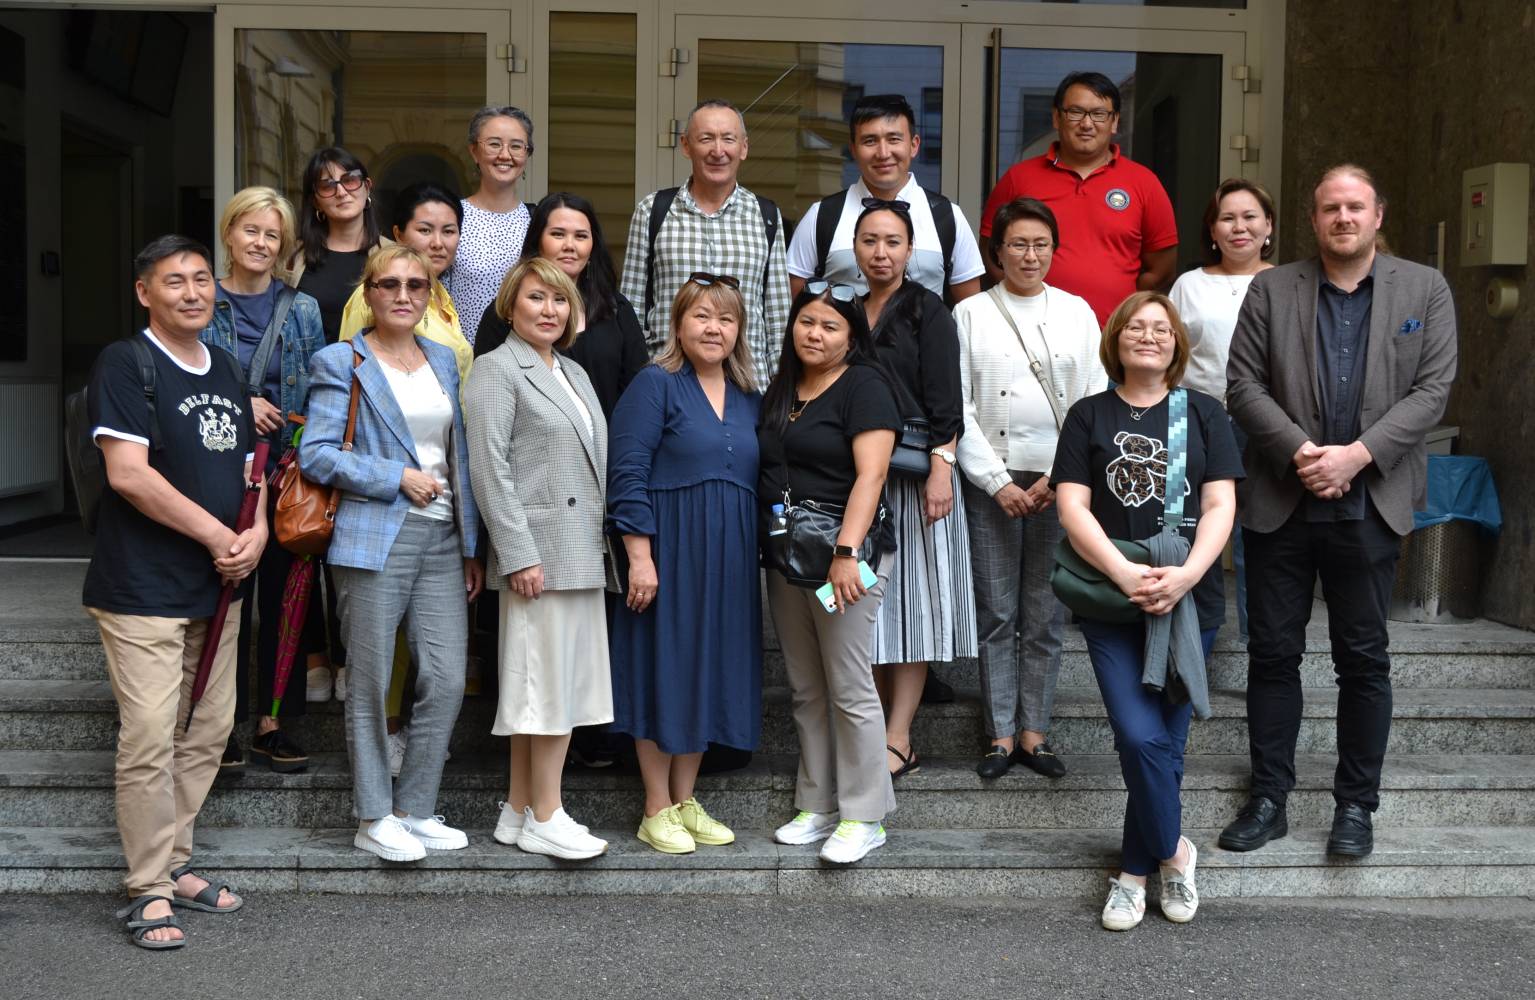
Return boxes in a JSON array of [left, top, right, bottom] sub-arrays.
[[760, 281, 901, 865], [952, 197, 1106, 782], [605, 272, 762, 853], [300, 245, 485, 863], [851, 198, 976, 782], [450, 106, 537, 346]]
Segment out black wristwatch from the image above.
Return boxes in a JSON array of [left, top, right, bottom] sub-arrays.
[[832, 544, 858, 559]]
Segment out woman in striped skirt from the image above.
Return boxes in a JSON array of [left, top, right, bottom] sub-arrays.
[[854, 200, 977, 780]]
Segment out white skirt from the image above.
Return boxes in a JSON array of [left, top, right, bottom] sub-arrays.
[[493, 588, 614, 736]]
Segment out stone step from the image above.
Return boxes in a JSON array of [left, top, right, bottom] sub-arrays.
[[7, 679, 1535, 756], [3, 750, 1531, 832], [4, 823, 1532, 898]]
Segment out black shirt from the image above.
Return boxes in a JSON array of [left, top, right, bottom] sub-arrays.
[[757, 363, 902, 511], [1308, 266, 1374, 522], [297, 248, 370, 345], [83, 332, 255, 617], [866, 281, 963, 443], [1051, 388, 1244, 629]]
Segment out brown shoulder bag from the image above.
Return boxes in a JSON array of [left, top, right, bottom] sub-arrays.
[[274, 353, 362, 556]]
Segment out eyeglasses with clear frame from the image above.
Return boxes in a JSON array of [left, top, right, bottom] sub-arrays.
[[1123, 322, 1175, 343], [1003, 240, 1054, 258], [478, 138, 530, 157]]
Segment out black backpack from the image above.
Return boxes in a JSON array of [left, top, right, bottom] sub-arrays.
[[642, 186, 781, 325], [812, 186, 958, 305], [65, 337, 159, 535]]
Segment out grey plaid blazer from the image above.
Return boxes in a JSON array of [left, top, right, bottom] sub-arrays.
[[463, 332, 609, 591]]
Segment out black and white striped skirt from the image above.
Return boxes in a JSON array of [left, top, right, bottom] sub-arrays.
[[870, 467, 978, 665]]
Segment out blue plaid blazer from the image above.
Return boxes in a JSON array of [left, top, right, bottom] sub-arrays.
[[300, 333, 479, 572]]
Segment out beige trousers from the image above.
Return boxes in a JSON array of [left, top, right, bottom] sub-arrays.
[[90, 602, 241, 899], [767, 566, 895, 823]]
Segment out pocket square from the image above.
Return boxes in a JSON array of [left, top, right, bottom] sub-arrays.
[[1398, 318, 1424, 334]]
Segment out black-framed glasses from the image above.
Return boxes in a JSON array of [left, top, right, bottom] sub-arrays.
[[367, 277, 431, 297], [1060, 107, 1114, 125], [686, 271, 740, 290], [315, 169, 367, 197], [860, 197, 911, 213], [804, 279, 856, 303]]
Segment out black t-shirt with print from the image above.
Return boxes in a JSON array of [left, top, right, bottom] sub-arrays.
[[758, 363, 902, 511], [83, 332, 256, 617], [1051, 387, 1244, 629]]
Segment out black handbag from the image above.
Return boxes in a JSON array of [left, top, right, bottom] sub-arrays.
[[767, 494, 889, 589], [887, 417, 933, 479]]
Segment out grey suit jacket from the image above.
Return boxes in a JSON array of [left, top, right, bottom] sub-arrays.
[[1225, 253, 1458, 536], [463, 333, 609, 591]]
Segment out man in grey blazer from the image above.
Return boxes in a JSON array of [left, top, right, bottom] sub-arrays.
[[1218, 164, 1458, 858]]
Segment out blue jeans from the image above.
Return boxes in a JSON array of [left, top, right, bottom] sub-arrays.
[[1081, 620, 1218, 876]]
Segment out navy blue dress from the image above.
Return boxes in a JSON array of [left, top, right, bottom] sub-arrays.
[[607, 363, 763, 754]]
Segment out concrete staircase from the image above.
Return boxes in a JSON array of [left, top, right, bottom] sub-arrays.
[[4, 560, 1535, 898]]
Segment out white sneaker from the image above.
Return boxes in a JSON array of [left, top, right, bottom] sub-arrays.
[[355, 815, 426, 862], [773, 810, 840, 846], [305, 666, 332, 702], [517, 806, 608, 860], [817, 819, 886, 864], [1101, 877, 1147, 931], [388, 727, 409, 778], [1160, 837, 1199, 923], [493, 801, 524, 846], [399, 813, 468, 851], [333, 667, 348, 702]]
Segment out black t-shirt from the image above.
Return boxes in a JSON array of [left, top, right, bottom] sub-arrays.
[[868, 282, 964, 442], [297, 248, 369, 344], [82, 332, 256, 617], [1051, 388, 1243, 629], [757, 363, 902, 511]]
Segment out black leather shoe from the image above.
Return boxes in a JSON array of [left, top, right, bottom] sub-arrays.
[[976, 744, 1013, 779], [1217, 796, 1287, 851], [1327, 802, 1374, 857], [1014, 741, 1067, 779]]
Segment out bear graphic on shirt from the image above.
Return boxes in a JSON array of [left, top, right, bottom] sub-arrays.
[[1106, 430, 1188, 509]]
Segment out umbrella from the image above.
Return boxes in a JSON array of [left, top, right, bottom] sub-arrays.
[[182, 440, 270, 733], [267, 445, 317, 716]]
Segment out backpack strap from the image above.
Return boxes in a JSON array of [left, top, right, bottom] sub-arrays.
[[924, 187, 957, 306], [812, 190, 847, 279], [128, 335, 161, 451], [643, 186, 681, 329], [754, 194, 780, 292], [245, 283, 297, 399]]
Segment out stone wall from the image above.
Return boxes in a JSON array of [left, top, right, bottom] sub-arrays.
[[1283, 0, 1535, 628]]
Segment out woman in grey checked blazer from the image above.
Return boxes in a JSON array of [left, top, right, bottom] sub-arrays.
[[464, 257, 613, 861]]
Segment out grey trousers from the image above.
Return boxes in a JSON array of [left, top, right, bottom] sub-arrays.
[[963, 472, 1067, 740], [767, 562, 896, 823], [333, 515, 467, 821]]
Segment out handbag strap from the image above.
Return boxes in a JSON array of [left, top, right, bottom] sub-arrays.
[[1162, 388, 1188, 530], [986, 285, 1065, 431], [245, 283, 297, 400]]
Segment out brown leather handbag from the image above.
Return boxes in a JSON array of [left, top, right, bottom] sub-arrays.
[[273, 355, 362, 556]]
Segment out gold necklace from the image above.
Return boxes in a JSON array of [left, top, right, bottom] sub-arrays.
[[790, 366, 845, 421], [370, 335, 425, 373]]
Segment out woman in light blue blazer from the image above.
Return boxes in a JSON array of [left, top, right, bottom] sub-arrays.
[[301, 244, 484, 863]]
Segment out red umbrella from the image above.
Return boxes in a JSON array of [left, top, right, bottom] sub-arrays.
[[183, 440, 270, 733], [268, 445, 317, 716]]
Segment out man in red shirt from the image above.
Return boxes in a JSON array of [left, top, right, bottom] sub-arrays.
[[981, 71, 1178, 326]]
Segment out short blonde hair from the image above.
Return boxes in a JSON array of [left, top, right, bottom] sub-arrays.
[[494, 257, 584, 352], [360, 244, 433, 287], [219, 186, 296, 275], [656, 278, 757, 393], [1100, 291, 1191, 388]]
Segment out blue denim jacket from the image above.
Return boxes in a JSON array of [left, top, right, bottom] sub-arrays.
[[201, 284, 326, 437]]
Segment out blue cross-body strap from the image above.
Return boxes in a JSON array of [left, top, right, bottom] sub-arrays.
[[1163, 388, 1188, 530]]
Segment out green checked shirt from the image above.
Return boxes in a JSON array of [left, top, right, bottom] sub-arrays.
[[619, 179, 790, 390]]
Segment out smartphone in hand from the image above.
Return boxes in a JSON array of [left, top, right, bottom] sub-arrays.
[[816, 560, 879, 613]]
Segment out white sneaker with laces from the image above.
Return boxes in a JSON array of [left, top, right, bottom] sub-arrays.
[[773, 810, 840, 845], [355, 815, 426, 862], [817, 819, 886, 863], [333, 667, 348, 702], [399, 813, 468, 851], [1101, 877, 1147, 931], [305, 666, 332, 703], [388, 727, 409, 778], [493, 801, 524, 846], [1160, 837, 1199, 923], [517, 807, 608, 860]]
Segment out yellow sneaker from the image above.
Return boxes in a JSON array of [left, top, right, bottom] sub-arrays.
[[636, 805, 696, 854], [677, 797, 736, 846]]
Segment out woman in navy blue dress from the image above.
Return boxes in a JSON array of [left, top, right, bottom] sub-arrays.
[[607, 273, 762, 854]]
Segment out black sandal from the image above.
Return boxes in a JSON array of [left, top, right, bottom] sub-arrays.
[[169, 865, 244, 913], [117, 895, 186, 950], [887, 744, 921, 779]]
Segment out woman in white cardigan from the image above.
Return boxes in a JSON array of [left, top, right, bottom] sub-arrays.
[[953, 197, 1106, 781]]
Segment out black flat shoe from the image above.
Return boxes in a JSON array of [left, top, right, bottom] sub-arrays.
[[219, 733, 246, 771], [249, 728, 309, 774], [976, 744, 1013, 780], [1014, 741, 1067, 779], [1327, 801, 1374, 857], [887, 744, 920, 779], [1218, 796, 1288, 851]]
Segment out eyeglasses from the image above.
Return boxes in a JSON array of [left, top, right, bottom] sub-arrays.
[[1123, 322, 1175, 342], [1003, 240, 1054, 258], [315, 169, 367, 197], [804, 279, 856, 303], [860, 197, 911, 213], [1060, 107, 1114, 125], [478, 138, 530, 156], [686, 271, 740, 290], [367, 277, 431, 297]]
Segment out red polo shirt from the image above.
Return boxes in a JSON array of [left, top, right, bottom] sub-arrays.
[[981, 143, 1178, 325]]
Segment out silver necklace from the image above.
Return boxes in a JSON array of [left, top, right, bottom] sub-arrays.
[[1129, 404, 1149, 421]]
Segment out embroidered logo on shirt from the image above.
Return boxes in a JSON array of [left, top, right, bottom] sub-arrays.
[[197, 409, 239, 452], [1106, 430, 1188, 509], [1105, 188, 1131, 212]]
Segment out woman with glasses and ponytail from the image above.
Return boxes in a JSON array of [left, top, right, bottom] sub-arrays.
[[759, 281, 901, 865], [450, 106, 537, 345]]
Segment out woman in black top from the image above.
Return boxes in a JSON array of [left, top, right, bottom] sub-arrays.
[[759, 283, 900, 866], [289, 147, 385, 344], [852, 201, 975, 781], [474, 191, 648, 420], [1052, 290, 1241, 931]]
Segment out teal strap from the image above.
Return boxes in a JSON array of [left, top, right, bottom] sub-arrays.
[[1163, 388, 1188, 530]]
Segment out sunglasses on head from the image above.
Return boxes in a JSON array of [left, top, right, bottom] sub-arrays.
[[686, 271, 740, 290], [804, 279, 856, 303], [860, 196, 912, 213], [367, 277, 431, 296], [315, 169, 367, 197]]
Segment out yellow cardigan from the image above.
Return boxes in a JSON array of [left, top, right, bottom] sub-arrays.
[[338, 278, 473, 386]]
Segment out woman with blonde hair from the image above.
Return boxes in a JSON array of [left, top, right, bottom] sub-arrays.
[[201, 185, 325, 773], [465, 256, 612, 860], [606, 272, 763, 853]]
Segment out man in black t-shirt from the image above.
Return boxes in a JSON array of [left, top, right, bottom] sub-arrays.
[[84, 236, 265, 948]]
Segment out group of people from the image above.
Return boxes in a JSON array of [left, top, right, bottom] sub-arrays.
[[83, 69, 1457, 949]]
